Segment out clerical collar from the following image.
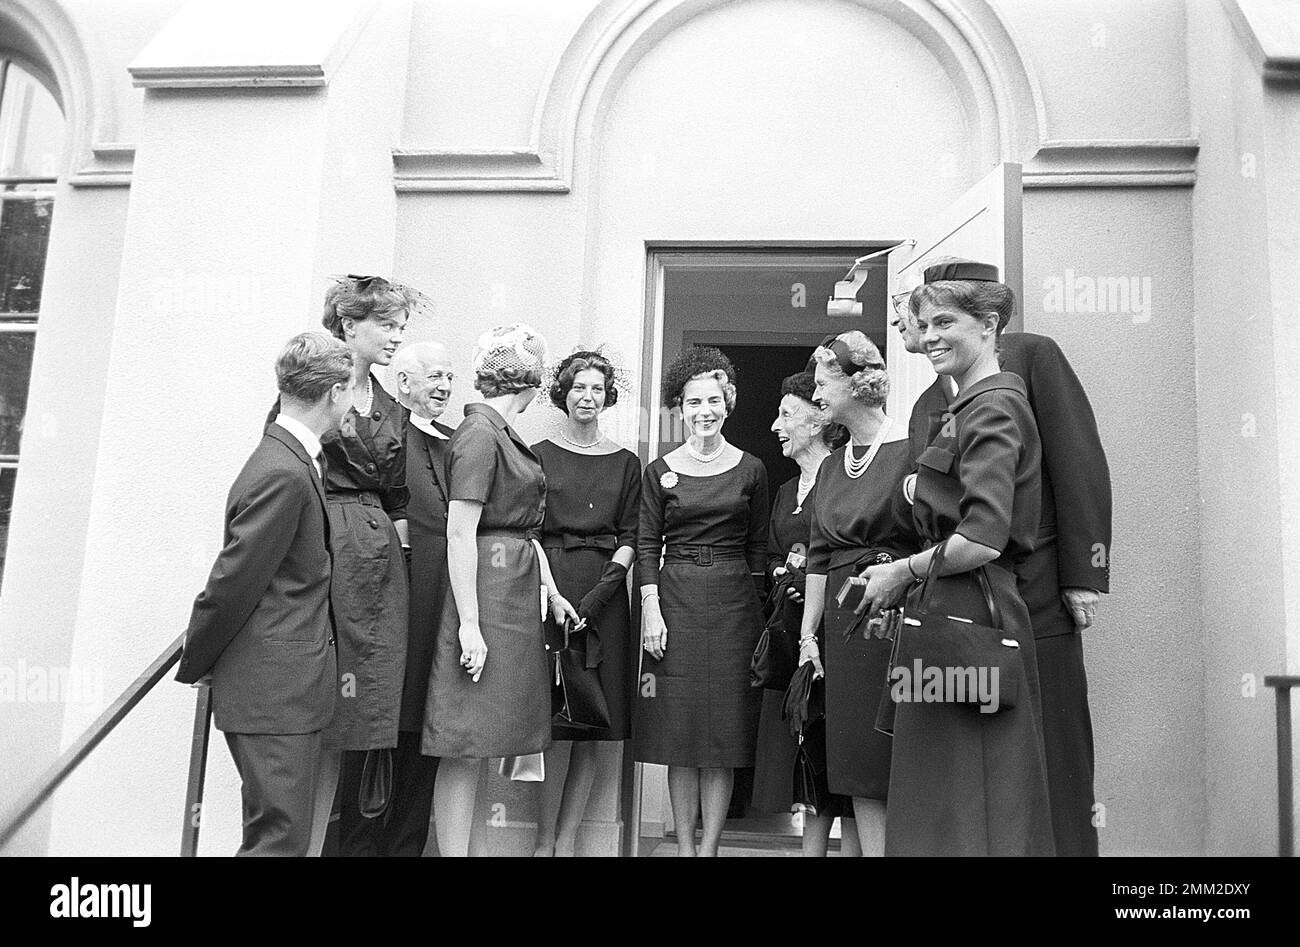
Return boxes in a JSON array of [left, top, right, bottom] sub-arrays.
[[410, 412, 450, 439]]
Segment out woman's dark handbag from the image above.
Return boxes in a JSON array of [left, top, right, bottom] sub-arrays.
[[792, 735, 827, 817], [890, 540, 1024, 713], [749, 574, 799, 690], [782, 661, 829, 815], [358, 748, 393, 819], [551, 618, 611, 731]]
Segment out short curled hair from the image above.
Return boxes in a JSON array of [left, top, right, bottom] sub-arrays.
[[322, 276, 417, 340], [907, 256, 1015, 332], [780, 371, 849, 449], [276, 331, 353, 403], [811, 331, 889, 408], [662, 346, 737, 412], [549, 350, 620, 412], [471, 323, 548, 397]]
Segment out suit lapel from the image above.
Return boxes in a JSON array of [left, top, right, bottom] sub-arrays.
[[266, 423, 329, 528]]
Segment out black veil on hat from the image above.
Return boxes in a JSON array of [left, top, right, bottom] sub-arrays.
[[329, 273, 437, 321]]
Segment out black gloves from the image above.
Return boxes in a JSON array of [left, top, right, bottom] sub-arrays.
[[577, 560, 629, 622]]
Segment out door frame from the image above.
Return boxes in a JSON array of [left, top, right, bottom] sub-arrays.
[[624, 243, 899, 856]]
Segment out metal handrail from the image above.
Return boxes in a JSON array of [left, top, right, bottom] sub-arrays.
[[0, 633, 212, 855], [1264, 675, 1299, 857]]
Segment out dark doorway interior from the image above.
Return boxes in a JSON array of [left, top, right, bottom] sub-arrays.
[[703, 342, 817, 495]]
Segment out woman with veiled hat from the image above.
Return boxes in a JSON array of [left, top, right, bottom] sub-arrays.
[[274, 274, 418, 857], [529, 350, 642, 857], [421, 323, 580, 857]]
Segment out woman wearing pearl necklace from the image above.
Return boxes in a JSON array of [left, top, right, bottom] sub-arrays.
[[634, 347, 768, 857], [530, 351, 642, 856], [268, 275, 420, 856], [750, 370, 861, 855], [796, 331, 916, 857]]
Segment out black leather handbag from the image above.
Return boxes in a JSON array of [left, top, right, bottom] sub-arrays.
[[782, 661, 829, 815], [749, 574, 799, 690], [358, 748, 392, 819], [552, 618, 611, 731], [890, 541, 1024, 713]]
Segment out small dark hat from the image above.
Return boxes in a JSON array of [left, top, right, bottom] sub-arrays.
[[923, 260, 999, 283]]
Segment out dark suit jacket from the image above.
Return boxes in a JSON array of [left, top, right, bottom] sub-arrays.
[[399, 418, 453, 732], [908, 332, 1113, 606], [176, 424, 337, 735]]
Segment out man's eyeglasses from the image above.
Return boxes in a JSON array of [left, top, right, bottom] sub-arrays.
[[890, 291, 913, 321]]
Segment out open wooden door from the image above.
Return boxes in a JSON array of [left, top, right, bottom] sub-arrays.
[[884, 163, 1023, 426]]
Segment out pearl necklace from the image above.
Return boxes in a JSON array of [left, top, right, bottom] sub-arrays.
[[685, 436, 726, 463], [356, 375, 374, 416], [559, 427, 601, 449], [843, 417, 892, 480], [792, 454, 828, 515]]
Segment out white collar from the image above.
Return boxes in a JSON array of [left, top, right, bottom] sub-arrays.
[[410, 412, 450, 439], [273, 412, 323, 462]]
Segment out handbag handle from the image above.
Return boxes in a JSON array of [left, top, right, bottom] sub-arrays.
[[917, 540, 1003, 629]]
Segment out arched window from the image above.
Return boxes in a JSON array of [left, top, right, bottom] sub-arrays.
[[0, 55, 63, 588]]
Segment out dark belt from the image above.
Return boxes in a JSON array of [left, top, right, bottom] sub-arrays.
[[541, 532, 618, 552], [479, 528, 535, 541], [327, 489, 383, 508], [827, 545, 900, 572], [664, 543, 746, 566]]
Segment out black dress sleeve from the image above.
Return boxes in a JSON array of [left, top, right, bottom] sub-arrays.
[[767, 498, 784, 580], [381, 408, 410, 522], [616, 453, 642, 549], [637, 463, 665, 585], [953, 395, 1022, 554], [446, 417, 499, 504], [807, 482, 830, 577], [746, 458, 769, 576]]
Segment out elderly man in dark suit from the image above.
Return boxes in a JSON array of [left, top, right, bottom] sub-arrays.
[[900, 259, 1112, 857], [382, 340, 458, 856], [176, 332, 354, 856]]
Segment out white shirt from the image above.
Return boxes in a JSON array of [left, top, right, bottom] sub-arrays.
[[274, 412, 324, 479]]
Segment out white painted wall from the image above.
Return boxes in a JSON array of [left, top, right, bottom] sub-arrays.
[[1, 0, 1289, 856]]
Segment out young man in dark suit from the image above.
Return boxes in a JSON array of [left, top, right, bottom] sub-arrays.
[[900, 259, 1112, 857], [176, 332, 354, 856]]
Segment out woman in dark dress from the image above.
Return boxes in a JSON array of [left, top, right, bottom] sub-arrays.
[[421, 324, 579, 858], [795, 332, 916, 857], [290, 275, 416, 857], [858, 277, 1054, 855], [530, 351, 641, 857], [751, 371, 860, 856], [636, 347, 768, 857]]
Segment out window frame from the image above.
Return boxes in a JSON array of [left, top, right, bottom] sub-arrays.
[[0, 51, 62, 586]]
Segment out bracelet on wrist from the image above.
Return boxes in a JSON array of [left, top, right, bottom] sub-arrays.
[[906, 555, 922, 580]]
